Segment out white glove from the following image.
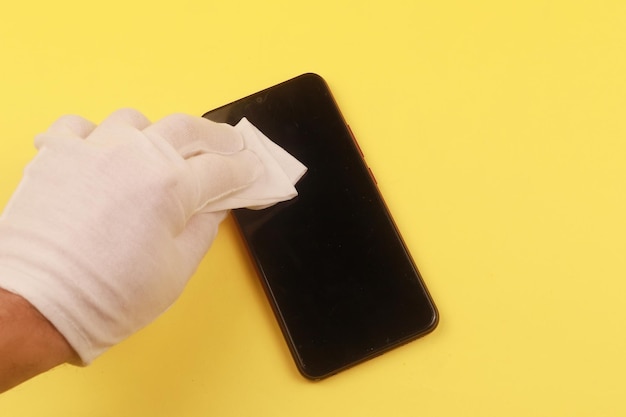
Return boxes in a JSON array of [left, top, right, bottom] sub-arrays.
[[0, 109, 301, 364]]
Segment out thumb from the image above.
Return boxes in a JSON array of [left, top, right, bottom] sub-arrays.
[[175, 210, 230, 273]]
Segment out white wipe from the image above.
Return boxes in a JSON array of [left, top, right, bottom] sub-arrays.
[[202, 118, 307, 211]]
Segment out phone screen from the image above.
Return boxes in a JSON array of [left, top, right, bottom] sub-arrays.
[[203, 73, 438, 379]]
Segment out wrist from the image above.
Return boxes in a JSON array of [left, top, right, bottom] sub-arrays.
[[0, 287, 79, 392]]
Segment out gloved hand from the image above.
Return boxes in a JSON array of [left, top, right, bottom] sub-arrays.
[[0, 109, 264, 364]]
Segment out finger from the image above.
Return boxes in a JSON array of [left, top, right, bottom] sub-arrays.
[[34, 115, 97, 149], [85, 108, 152, 145], [175, 210, 229, 271], [143, 114, 244, 156], [98, 108, 152, 130], [184, 149, 263, 212], [46, 115, 97, 138]]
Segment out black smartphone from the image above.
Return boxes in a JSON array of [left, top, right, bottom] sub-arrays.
[[203, 73, 438, 380]]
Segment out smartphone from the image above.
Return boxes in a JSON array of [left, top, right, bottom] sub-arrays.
[[203, 73, 438, 380]]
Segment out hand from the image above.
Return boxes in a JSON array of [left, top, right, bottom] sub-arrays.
[[0, 109, 262, 364]]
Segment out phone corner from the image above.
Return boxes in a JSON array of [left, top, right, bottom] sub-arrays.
[[425, 303, 440, 334]]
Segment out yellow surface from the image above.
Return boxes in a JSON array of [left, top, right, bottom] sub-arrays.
[[1, 0, 625, 415]]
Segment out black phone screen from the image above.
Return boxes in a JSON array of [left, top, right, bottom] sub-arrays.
[[203, 73, 438, 379]]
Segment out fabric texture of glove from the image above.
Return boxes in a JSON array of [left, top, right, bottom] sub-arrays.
[[0, 109, 306, 364]]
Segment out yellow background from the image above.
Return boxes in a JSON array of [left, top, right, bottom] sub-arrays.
[[1, 1, 625, 415]]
